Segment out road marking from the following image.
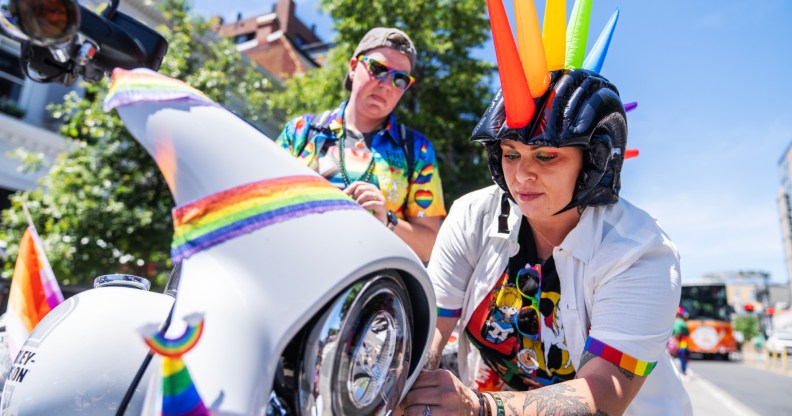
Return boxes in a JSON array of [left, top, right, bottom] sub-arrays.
[[687, 370, 760, 416]]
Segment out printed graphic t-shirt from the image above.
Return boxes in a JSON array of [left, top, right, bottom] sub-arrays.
[[465, 217, 576, 391]]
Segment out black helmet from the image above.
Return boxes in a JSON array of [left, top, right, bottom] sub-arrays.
[[471, 69, 627, 213]]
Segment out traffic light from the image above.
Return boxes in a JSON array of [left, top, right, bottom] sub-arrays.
[[766, 307, 775, 316], [744, 304, 755, 312]]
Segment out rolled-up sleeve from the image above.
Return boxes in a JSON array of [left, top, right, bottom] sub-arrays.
[[586, 237, 682, 372]]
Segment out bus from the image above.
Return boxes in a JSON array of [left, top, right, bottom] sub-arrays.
[[680, 281, 738, 359]]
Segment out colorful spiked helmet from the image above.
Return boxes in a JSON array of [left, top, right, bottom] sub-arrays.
[[472, 0, 629, 211]]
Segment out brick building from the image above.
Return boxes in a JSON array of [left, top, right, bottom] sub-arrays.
[[213, 0, 331, 81]]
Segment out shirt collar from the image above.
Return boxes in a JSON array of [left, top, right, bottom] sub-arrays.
[[333, 101, 402, 145], [486, 189, 601, 264], [557, 206, 599, 264]]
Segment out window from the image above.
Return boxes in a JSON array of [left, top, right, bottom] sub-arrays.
[[0, 47, 24, 103], [234, 32, 255, 44]]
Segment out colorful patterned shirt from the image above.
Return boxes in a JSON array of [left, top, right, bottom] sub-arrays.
[[276, 101, 446, 219]]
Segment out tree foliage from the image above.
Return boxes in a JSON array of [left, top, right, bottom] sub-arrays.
[[734, 315, 760, 342], [269, 0, 496, 202], [0, 0, 275, 287]]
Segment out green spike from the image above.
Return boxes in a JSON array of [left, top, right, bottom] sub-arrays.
[[565, 0, 592, 69]]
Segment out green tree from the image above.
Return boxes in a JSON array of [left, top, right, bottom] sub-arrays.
[[0, 0, 277, 288], [269, 0, 495, 202], [734, 315, 760, 342]]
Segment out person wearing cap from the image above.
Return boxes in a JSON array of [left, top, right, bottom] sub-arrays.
[[276, 28, 446, 262], [398, 2, 691, 415]]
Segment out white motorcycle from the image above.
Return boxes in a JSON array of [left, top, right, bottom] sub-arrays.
[[0, 1, 436, 414]]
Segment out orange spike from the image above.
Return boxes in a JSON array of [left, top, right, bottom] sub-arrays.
[[515, 0, 550, 97], [487, 0, 534, 128]]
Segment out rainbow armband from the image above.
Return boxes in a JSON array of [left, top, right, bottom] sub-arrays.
[[437, 307, 462, 318], [584, 336, 657, 376]]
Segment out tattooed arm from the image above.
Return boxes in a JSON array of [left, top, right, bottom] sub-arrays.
[[479, 352, 646, 416], [424, 316, 459, 370]]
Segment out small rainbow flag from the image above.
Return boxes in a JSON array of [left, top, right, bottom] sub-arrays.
[[584, 336, 657, 376], [141, 314, 209, 416], [171, 175, 361, 262], [103, 68, 217, 112], [5, 226, 64, 361]]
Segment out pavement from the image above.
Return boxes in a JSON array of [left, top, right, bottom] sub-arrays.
[[682, 351, 792, 415], [683, 369, 760, 416]]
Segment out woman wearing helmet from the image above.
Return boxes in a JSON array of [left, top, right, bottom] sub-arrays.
[[399, 1, 691, 415]]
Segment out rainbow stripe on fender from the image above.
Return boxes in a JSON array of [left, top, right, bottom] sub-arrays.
[[584, 336, 656, 376], [171, 175, 361, 262], [103, 68, 217, 111]]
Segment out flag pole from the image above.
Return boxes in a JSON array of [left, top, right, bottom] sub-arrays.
[[21, 202, 34, 230]]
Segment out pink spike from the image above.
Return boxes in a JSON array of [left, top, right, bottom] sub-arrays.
[[487, 0, 534, 128]]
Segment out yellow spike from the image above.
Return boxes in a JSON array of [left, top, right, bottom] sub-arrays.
[[542, 0, 566, 71], [514, 0, 550, 97]]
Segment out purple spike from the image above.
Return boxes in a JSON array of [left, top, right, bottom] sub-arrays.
[[624, 102, 638, 113]]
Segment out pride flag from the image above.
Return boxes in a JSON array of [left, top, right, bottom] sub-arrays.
[[5, 226, 63, 360]]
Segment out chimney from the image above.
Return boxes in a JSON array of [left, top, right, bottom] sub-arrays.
[[275, 0, 295, 33]]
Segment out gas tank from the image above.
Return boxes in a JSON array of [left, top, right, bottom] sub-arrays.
[[1, 282, 173, 415]]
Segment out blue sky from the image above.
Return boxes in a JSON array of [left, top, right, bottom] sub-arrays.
[[192, 0, 792, 283]]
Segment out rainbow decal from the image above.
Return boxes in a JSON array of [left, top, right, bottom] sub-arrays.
[[103, 68, 217, 112], [413, 165, 434, 185], [144, 315, 204, 358], [161, 358, 209, 416], [141, 314, 209, 416], [414, 190, 434, 209], [171, 175, 361, 262], [584, 336, 656, 376]]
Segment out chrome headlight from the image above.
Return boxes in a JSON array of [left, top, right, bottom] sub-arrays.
[[298, 272, 412, 415]]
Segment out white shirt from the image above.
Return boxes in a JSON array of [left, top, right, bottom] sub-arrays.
[[429, 185, 692, 415]]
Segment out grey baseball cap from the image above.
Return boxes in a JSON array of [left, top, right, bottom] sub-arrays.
[[344, 27, 417, 91]]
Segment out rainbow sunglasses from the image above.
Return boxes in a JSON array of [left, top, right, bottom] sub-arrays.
[[513, 264, 543, 341], [357, 55, 415, 91]]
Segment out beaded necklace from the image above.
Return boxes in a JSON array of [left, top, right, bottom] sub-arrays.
[[338, 115, 376, 186]]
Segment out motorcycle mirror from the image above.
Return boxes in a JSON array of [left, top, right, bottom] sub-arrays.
[[0, 0, 80, 45]]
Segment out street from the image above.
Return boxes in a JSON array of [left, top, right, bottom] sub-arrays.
[[683, 356, 792, 415]]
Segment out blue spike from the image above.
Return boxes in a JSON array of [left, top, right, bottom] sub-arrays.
[[582, 8, 620, 73]]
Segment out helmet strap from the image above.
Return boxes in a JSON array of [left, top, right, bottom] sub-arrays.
[[498, 192, 511, 234]]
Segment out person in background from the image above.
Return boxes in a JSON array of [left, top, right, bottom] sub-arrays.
[[672, 307, 691, 376], [276, 28, 445, 262]]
